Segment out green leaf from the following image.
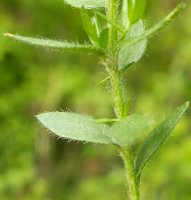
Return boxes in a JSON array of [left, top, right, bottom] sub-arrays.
[[120, 0, 146, 29], [81, 9, 100, 47], [96, 118, 119, 124], [135, 102, 189, 177], [129, 0, 146, 25], [99, 28, 108, 48], [122, 3, 185, 51], [120, 0, 130, 29], [111, 114, 152, 147], [37, 112, 112, 144], [118, 20, 147, 70], [64, 0, 106, 9], [4, 33, 104, 54], [80, 10, 109, 48]]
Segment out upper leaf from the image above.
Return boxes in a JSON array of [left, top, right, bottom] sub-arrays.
[[118, 3, 184, 71], [120, 0, 146, 29], [120, 3, 185, 52], [4, 33, 103, 54], [129, 0, 146, 25], [99, 28, 109, 48], [111, 114, 152, 147], [120, 0, 130, 29], [135, 102, 189, 177], [81, 9, 100, 47], [118, 20, 147, 70], [64, 0, 106, 9], [37, 112, 112, 144]]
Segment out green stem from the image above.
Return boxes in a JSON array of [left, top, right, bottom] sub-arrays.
[[106, 65, 125, 119], [120, 149, 140, 200], [106, 0, 125, 119], [106, 62, 140, 199], [107, 0, 118, 57], [106, 64, 139, 198], [106, 0, 140, 199]]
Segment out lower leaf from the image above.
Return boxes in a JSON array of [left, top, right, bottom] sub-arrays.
[[135, 102, 189, 177], [111, 114, 153, 147], [37, 112, 112, 144]]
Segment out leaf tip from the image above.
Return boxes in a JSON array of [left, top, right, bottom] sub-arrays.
[[35, 113, 48, 125], [35, 114, 40, 120], [184, 101, 190, 109], [36, 113, 46, 120], [4, 33, 15, 38]]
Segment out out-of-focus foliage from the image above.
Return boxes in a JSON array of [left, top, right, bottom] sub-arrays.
[[0, 0, 190, 199]]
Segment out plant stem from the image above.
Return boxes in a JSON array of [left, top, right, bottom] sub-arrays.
[[106, 64, 140, 199], [106, 0, 125, 119], [120, 149, 140, 200], [108, 0, 118, 58], [106, 65, 125, 119], [106, 1, 140, 199]]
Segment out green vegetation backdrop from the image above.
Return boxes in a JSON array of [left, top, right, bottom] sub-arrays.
[[0, 0, 190, 199]]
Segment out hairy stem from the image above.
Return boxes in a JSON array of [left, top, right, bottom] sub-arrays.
[[108, 0, 118, 58], [120, 149, 140, 200], [106, 64, 140, 199], [106, 1, 140, 199], [106, 0, 125, 119], [106, 65, 125, 119]]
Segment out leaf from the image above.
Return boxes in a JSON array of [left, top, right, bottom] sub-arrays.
[[80, 9, 109, 48], [118, 3, 185, 70], [135, 102, 189, 177], [111, 114, 152, 147], [4, 33, 104, 54], [81, 9, 100, 47], [99, 28, 108, 48], [120, 0, 130, 29], [64, 0, 106, 9], [37, 112, 112, 144], [129, 0, 146, 25], [122, 3, 185, 51], [120, 0, 146, 29], [96, 118, 119, 124], [118, 20, 147, 70]]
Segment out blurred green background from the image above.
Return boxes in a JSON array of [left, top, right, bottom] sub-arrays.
[[0, 0, 190, 199]]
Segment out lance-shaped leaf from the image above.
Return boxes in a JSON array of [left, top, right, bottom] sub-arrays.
[[4, 33, 104, 54], [111, 114, 152, 147], [120, 0, 130, 29], [99, 28, 108, 48], [120, 0, 146, 28], [129, 0, 146, 25], [64, 0, 106, 9], [37, 112, 112, 144], [81, 9, 100, 47], [118, 20, 147, 70], [135, 102, 189, 177], [122, 3, 185, 50]]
